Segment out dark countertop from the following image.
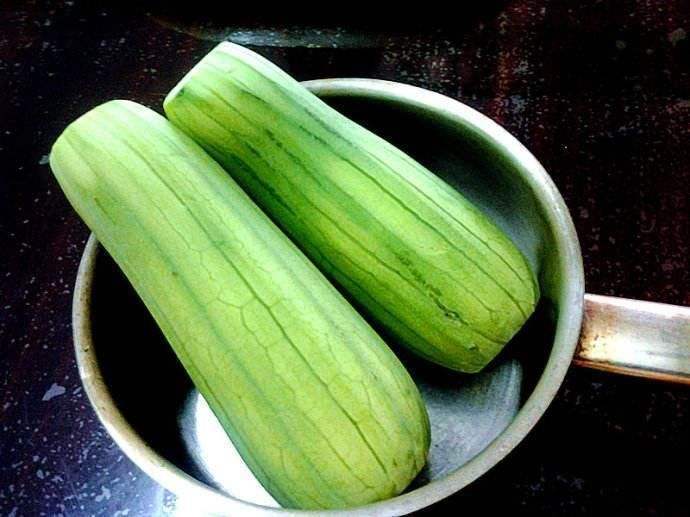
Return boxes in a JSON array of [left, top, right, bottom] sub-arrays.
[[1, 1, 688, 515]]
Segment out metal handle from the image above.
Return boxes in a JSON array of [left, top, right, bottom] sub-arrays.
[[574, 294, 690, 384]]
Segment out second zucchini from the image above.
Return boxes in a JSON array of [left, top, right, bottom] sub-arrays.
[[164, 42, 539, 372]]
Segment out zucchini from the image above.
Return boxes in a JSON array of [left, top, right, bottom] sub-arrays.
[[164, 42, 539, 373], [50, 100, 430, 509]]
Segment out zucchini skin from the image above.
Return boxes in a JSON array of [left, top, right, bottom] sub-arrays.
[[164, 42, 539, 373], [50, 100, 429, 509]]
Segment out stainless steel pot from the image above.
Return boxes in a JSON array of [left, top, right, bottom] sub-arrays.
[[72, 79, 690, 516]]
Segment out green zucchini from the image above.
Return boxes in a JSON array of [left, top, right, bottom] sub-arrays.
[[50, 100, 430, 509], [164, 42, 539, 373]]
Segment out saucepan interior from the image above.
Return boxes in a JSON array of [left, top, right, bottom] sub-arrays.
[[74, 79, 584, 516]]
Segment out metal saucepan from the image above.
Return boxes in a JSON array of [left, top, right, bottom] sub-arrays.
[[72, 79, 690, 516]]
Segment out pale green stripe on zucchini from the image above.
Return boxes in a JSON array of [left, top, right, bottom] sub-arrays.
[[164, 42, 539, 373], [50, 100, 430, 509]]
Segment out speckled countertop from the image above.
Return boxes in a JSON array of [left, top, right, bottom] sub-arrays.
[[1, 1, 688, 515]]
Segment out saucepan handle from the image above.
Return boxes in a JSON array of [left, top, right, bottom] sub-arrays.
[[573, 293, 690, 384]]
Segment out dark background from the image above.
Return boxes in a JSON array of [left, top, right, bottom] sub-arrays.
[[1, 1, 688, 515]]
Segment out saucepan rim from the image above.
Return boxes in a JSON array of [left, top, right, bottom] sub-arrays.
[[72, 78, 585, 516]]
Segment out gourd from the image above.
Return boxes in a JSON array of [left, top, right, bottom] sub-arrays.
[[164, 42, 539, 372], [49, 100, 430, 509]]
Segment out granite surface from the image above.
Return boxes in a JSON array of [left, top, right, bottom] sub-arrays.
[[1, 1, 688, 515]]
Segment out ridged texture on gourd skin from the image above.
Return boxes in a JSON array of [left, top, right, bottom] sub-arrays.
[[164, 42, 540, 373], [49, 100, 430, 510]]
